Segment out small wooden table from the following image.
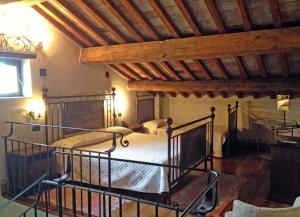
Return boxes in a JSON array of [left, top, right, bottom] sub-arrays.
[[6, 145, 55, 195]]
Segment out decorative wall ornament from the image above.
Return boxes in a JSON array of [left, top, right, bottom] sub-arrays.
[[0, 33, 42, 53]]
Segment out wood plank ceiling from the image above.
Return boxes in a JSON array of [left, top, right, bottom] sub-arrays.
[[32, 0, 300, 98]]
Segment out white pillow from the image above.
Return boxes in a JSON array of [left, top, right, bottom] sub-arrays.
[[143, 119, 166, 134]]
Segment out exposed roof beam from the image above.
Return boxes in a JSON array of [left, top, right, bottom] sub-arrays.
[[33, 5, 87, 47], [128, 79, 300, 93], [108, 65, 135, 80], [175, 0, 202, 36], [75, 0, 127, 44], [267, 0, 289, 78], [143, 63, 168, 80], [81, 27, 300, 64], [149, 0, 180, 38], [35, 3, 94, 46], [114, 64, 141, 80], [49, 0, 109, 45], [127, 63, 154, 80], [235, 0, 252, 31], [235, 0, 269, 79], [158, 62, 181, 80], [193, 60, 212, 79], [101, 0, 144, 42], [268, 0, 282, 28], [172, 60, 197, 80], [1, 0, 47, 6], [119, 0, 160, 40]]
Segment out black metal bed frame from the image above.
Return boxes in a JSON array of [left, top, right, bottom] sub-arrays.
[[1, 154, 219, 217], [3, 87, 216, 205], [225, 101, 239, 156]]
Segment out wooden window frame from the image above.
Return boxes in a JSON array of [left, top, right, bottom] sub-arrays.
[[0, 59, 23, 97]]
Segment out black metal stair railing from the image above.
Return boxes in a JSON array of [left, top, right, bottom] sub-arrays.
[[1, 153, 219, 217]]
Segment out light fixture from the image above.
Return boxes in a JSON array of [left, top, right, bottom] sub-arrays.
[[26, 99, 45, 121], [0, 33, 42, 53]]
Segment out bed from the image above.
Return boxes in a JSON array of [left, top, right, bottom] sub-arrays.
[[4, 88, 216, 203], [142, 102, 239, 158]]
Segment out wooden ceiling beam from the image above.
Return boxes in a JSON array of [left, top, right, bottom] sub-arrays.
[[205, 0, 248, 81], [33, 5, 87, 47], [49, 0, 109, 45], [108, 65, 134, 80], [235, 0, 252, 31], [193, 60, 212, 79], [75, 0, 127, 44], [115, 64, 141, 80], [172, 60, 197, 80], [235, 0, 269, 79], [35, 3, 94, 46], [268, 0, 282, 28], [234, 56, 248, 79], [101, 0, 144, 42], [143, 63, 168, 80], [127, 79, 300, 93], [80, 27, 300, 64], [175, 0, 202, 36], [1, 0, 47, 6], [267, 0, 290, 78], [119, 0, 160, 40], [204, 0, 227, 33], [149, 0, 180, 38], [127, 63, 154, 80], [158, 62, 182, 80]]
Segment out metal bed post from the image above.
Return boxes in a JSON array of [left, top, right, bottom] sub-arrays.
[[235, 101, 239, 145], [227, 103, 231, 157], [210, 107, 216, 170], [166, 117, 173, 203], [111, 87, 117, 126], [42, 87, 49, 145]]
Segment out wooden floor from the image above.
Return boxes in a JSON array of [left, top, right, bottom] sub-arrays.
[[212, 149, 289, 209]]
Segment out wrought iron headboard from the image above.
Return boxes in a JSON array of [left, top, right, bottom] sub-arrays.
[[226, 101, 238, 155], [136, 92, 155, 124], [42, 87, 117, 144]]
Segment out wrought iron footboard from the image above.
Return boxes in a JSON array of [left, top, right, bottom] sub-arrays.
[[166, 107, 216, 190]]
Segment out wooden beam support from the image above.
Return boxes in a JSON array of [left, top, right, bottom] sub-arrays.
[[172, 60, 197, 80], [143, 63, 168, 80], [50, 0, 109, 45], [80, 27, 300, 64], [36, 3, 94, 46], [119, 0, 160, 40], [101, 0, 144, 42], [108, 65, 134, 80], [158, 62, 181, 80], [193, 60, 212, 79], [175, 0, 202, 36], [149, 0, 180, 38], [127, 79, 300, 92], [75, 0, 127, 44]]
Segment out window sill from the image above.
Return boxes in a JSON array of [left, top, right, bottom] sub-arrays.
[[0, 96, 31, 100]]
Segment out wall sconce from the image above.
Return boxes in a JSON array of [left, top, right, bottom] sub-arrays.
[[26, 99, 45, 121]]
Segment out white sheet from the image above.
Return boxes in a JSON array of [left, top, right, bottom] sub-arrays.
[[55, 132, 176, 193], [150, 124, 227, 158]]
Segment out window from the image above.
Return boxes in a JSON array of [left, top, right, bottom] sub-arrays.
[[0, 59, 23, 97]]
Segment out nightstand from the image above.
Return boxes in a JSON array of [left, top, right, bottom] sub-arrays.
[[128, 123, 144, 133], [6, 145, 55, 195]]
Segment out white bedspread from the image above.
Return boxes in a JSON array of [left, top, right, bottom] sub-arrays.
[[151, 124, 227, 158], [55, 132, 175, 193]]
